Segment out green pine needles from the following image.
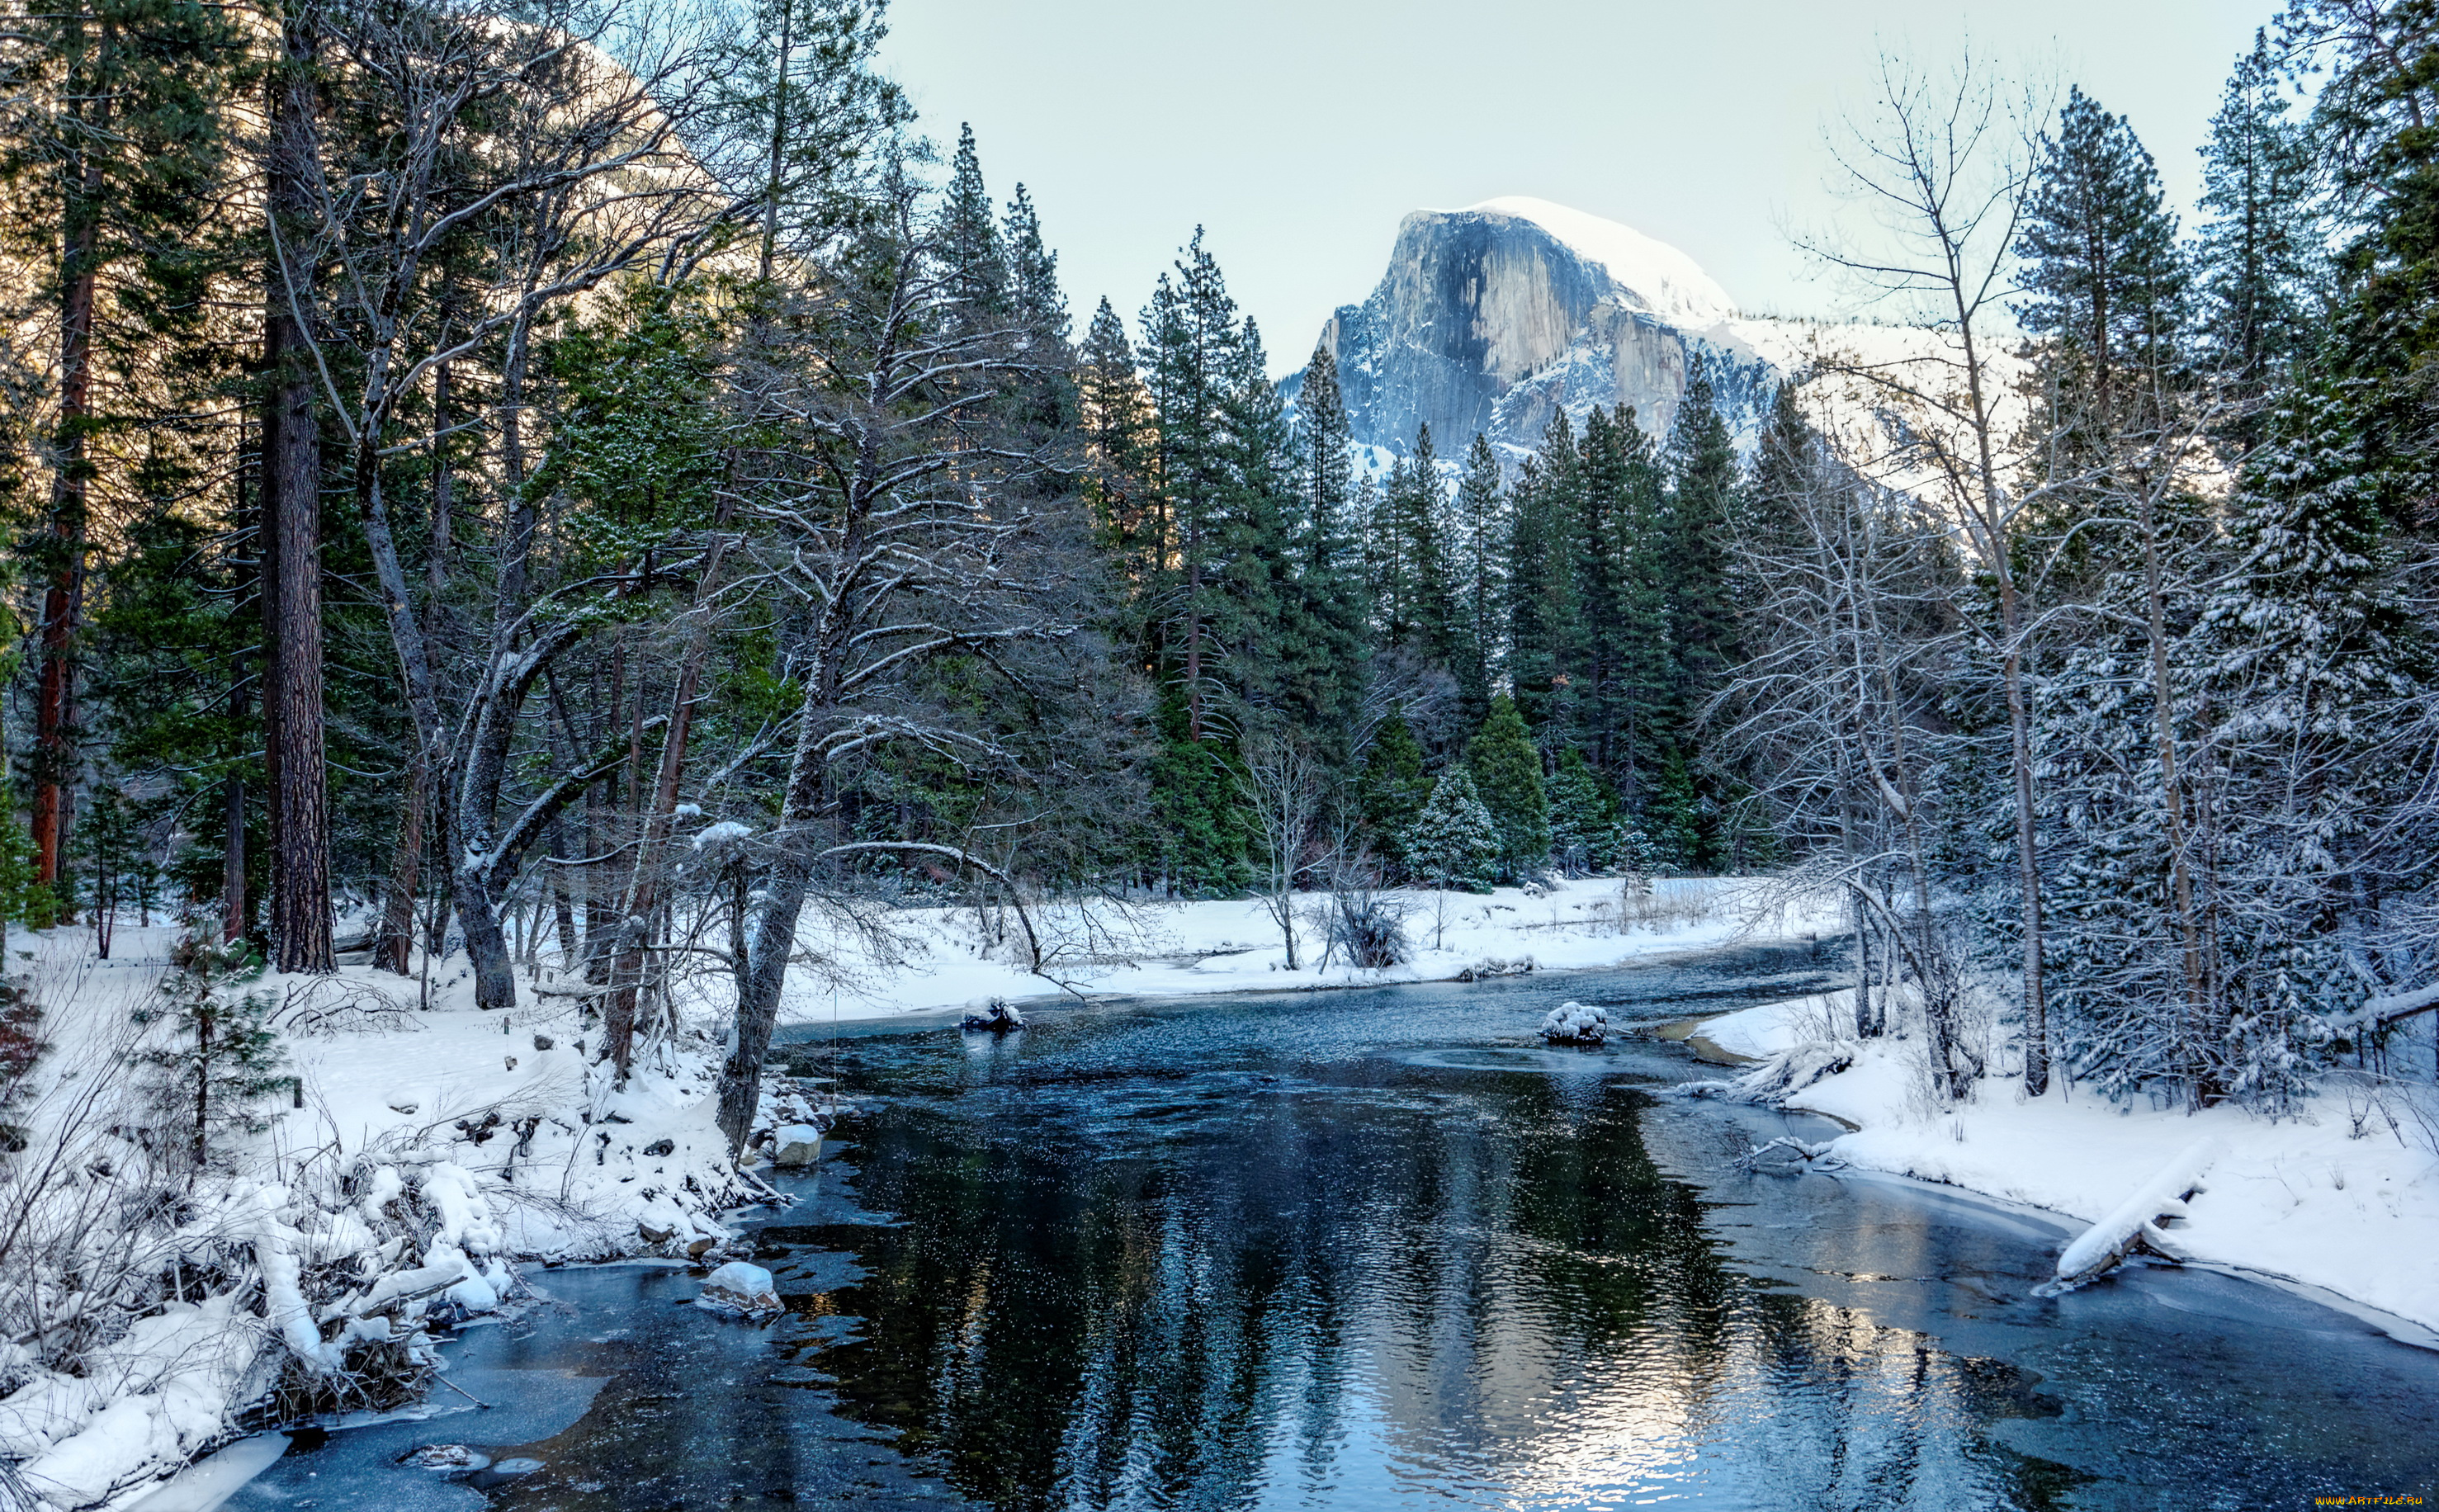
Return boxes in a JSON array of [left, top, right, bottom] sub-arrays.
[[1404, 768, 1501, 895], [134, 938, 291, 1172]]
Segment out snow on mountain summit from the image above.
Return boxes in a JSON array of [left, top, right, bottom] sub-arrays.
[[1459, 196, 1736, 325]]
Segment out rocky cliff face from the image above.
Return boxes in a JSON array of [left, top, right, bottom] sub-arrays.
[[1312, 197, 1781, 460]]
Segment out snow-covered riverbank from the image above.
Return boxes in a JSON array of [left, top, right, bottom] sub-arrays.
[[0, 927, 763, 1510], [1685, 992, 2439, 1340], [757, 876, 1824, 1024], [0, 876, 1825, 1507]]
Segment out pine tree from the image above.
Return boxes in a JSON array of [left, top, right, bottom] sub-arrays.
[[2197, 380, 2424, 1104], [1358, 715, 1431, 874], [1079, 296, 1160, 572], [1003, 182, 1070, 344], [1506, 413, 1586, 737], [2017, 87, 2190, 434], [2196, 32, 2321, 399], [1661, 362, 1741, 723], [1213, 314, 1299, 711], [1643, 749, 1704, 874], [1449, 432, 1507, 721], [1277, 349, 1369, 757], [1543, 749, 1612, 875], [1404, 768, 1499, 895], [135, 938, 291, 1171], [1373, 425, 1456, 656], [73, 786, 153, 961], [1142, 230, 1244, 744], [0, 0, 241, 907], [1587, 404, 1670, 787], [937, 124, 1007, 322], [1467, 696, 1550, 880]]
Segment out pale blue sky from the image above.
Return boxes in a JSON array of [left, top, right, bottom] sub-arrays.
[[877, 2, 2271, 371]]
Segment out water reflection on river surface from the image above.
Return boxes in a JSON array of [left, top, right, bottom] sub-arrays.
[[230, 945, 2439, 1511]]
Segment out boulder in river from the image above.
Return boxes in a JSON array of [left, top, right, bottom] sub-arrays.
[[960, 998, 1025, 1032], [401, 1444, 489, 1472], [697, 1260, 782, 1316], [772, 1124, 825, 1166], [1539, 1001, 1609, 1044]]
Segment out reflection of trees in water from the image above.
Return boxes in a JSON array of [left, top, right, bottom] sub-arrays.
[[803, 1070, 2065, 1511]]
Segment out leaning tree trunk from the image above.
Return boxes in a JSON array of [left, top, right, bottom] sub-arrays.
[[262, 3, 333, 974], [603, 504, 736, 1075]]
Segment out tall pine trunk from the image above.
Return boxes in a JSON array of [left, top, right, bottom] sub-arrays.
[[262, 2, 332, 974], [35, 24, 103, 905]]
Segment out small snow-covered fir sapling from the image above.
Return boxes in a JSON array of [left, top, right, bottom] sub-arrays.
[[134, 937, 293, 1170], [0, 975, 43, 1151], [0, 820, 44, 962], [1404, 768, 1500, 895]]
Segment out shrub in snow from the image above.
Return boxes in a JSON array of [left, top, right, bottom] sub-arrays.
[[1539, 1001, 1609, 1043], [1458, 957, 1533, 981], [1324, 888, 1408, 969], [960, 998, 1024, 1032], [0, 976, 43, 1150]]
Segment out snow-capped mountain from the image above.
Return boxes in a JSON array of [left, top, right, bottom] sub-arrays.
[[1308, 196, 1892, 461]]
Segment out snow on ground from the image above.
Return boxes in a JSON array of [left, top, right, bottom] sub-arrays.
[[0, 924, 768, 1510], [1687, 992, 2439, 1340], [750, 876, 1830, 1027]]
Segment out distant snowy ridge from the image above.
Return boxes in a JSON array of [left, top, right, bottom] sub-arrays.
[[1310, 196, 1982, 471]]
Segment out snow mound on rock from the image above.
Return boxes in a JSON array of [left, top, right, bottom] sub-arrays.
[[959, 998, 1024, 1032], [696, 1261, 780, 1316], [1539, 1001, 1609, 1044]]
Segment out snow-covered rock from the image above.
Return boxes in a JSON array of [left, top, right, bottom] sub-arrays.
[[959, 998, 1025, 1032], [771, 1124, 824, 1166], [402, 1443, 489, 1472], [695, 1262, 781, 1316], [1539, 1001, 1609, 1044]]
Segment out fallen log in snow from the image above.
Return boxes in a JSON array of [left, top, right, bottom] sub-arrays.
[[2035, 1136, 2223, 1297]]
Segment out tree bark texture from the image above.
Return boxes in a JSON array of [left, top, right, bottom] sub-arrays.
[[262, 4, 333, 973]]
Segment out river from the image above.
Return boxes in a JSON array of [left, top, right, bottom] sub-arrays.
[[225, 943, 2439, 1510]]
